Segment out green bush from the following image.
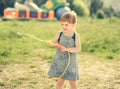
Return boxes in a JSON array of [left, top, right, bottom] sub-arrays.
[[96, 9, 105, 19], [72, 4, 84, 16], [103, 7, 113, 17], [90, 0, 104, 15], [72, 1, 90, 16], [114, 12, 120, 18]]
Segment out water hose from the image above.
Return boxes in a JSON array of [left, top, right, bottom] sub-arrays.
[[57, 51, 70, 79], [17, 32, 49, 43], [17, 32, 71, 79]]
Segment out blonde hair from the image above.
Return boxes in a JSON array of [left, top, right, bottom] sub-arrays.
[[60, 11, 77, 24]]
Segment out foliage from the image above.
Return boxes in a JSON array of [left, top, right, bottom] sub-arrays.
[[0, 0, 6, 16], [103, 6, 114, 17], [96, 9, 105, 19], [90, 0, 104, 16], [103, 6, 120, 18], [113, 12, 120, 18], [72, 0, 90, 16]]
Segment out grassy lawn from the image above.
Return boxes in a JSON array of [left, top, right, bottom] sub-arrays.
[[0, 17, 120, 89], [0, 17, 120, 60]]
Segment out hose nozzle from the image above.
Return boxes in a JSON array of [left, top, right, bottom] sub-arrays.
[[48, 41, 62, 49]]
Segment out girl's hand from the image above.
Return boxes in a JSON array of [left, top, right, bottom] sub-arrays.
[[59, 46, 67, 53]]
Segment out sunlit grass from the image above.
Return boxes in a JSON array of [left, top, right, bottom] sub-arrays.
[[0, 17, 120, 62]]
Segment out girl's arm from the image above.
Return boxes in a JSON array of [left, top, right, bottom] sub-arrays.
[[51, 31, 60, 43], [48, 31, 60, 47]]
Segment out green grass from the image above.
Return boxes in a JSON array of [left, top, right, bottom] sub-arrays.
[[77, 17, 120, 59], [0, 17, 120, 63]]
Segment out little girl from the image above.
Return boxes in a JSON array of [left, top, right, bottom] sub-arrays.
[[48, 11, 81, 89]]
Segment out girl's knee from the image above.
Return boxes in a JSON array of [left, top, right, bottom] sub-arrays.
[[57, 78, 64, 86]]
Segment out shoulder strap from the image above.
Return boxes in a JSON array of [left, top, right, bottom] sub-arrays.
[[58, 32, 63, 43], [58, 32, 75, 43], [72, 32, 75, 41]]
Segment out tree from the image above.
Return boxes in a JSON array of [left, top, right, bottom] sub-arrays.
[[90, 0, 103, 16], [72, 0, 90, 16], [0, 0, 6, 16]]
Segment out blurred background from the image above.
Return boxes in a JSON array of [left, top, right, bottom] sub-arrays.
[[0, 0, 120, 19]]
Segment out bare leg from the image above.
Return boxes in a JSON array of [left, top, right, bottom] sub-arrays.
[[56, 78, 65, 89], [69, 80, 77, 89]]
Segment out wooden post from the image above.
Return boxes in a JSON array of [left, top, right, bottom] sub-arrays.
[[15, 9, 19, 18], [48, 10, 54, 20], [38, 11, 42, 20], [26, 9, 30, 19]]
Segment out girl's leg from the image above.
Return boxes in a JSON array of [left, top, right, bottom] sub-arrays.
[[56, 78, 65, 89], [69, 80, 77, 89]]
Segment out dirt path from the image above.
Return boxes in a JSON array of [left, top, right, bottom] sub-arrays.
[[0, 54, 120, 89]]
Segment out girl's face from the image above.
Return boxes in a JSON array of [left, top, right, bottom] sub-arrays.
[[60, 21, 75, 33]]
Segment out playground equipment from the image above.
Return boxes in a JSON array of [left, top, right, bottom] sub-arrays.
[[3, 0, 71, 20]]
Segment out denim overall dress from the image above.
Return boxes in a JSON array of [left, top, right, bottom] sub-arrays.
[[48, 32, 79, 80]]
